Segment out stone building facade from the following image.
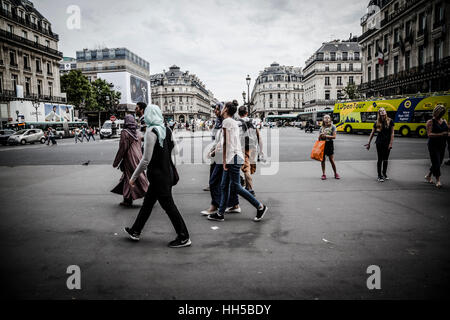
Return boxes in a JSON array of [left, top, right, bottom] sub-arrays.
[[150, 65, 215, 123], [358, 0, 450, 96], [250, 62, 304, 119], [303, 40, 362, 112]]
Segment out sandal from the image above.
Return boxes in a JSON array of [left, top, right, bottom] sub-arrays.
[[436, 182, 442, 189]]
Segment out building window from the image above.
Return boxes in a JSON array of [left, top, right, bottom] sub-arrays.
[[394, 56, 399, 74], [405, 51, 410, 70], [383, 34, 389, 52], [25, 77, 31, 96], [337, 64, 341, 71], [393, 28, 399, 47], [325, 77, 330, 86], [23, 55, 30, 70], [46, 40, 50, 48], [434, 39, 443, 62], [9, 50, 17, 66], [325, 65, 329, 71], [349, 76, 354, 85], [277, 93, 281, 99], [384, 60, 389, 77], [8, 24, 14, 33], [419, 12, 426, 35], [349, 63, 353, 71], [47, 62, 52, 75], [48, 82, 53, 97], [22, 30, 27, 39], [434, 3, 444, 27], [418, 45, 425, 67], [343, 52, 348, 61], [36, 59, 42, 72], [330, 52, 336, 61], [337, 76, 342, 86], [269, 93, 273, 99], [12, 74, 18, 94], [367, 45, 372, 60], [34, 35, 39, 43], [37, 80, 42, 96], [375, 64, 379, 80], [325, 90, 330, 100], [368, 66, 372, 82]]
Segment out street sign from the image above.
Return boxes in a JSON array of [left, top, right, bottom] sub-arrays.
[[110, 115, 117, 122]]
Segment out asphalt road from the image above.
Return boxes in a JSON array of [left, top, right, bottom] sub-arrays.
[[0, 128, 449, 300], [0, 128, 435, 166]]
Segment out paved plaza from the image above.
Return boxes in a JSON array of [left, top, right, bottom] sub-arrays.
[[0, 129, 449, 299]]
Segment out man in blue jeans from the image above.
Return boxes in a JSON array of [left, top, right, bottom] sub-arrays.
[[207, 100, 268, 222]]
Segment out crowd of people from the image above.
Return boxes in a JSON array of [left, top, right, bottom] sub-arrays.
[[74, 126, 96, 143], [109, 101, 449, 249]]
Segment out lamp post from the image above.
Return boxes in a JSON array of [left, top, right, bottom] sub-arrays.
[[246, 74, 251, 115], [32, 100, 39, 122], [242, 91, 247, 106]]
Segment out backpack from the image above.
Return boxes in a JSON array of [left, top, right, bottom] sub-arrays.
[[238, 118, 258, 150]]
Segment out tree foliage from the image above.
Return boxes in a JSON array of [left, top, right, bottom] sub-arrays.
[[342, 83, 362, 100]]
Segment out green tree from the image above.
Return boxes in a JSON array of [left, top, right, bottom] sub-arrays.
[[342, 83, 361, 100], [61, 70, 97, 111], [91, 79, 122, 115]]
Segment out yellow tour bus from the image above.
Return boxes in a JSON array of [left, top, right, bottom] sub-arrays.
[[333, 94, 450, 137]]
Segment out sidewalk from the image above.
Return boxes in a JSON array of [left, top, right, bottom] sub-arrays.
[[0, 160, 449, 299]]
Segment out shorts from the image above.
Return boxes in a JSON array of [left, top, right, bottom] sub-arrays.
[[324, 141, 334, 157]]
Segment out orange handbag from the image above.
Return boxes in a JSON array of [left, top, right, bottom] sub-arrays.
[[311, 140, 326, 162]]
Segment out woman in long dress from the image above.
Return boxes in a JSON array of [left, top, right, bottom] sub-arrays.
[[111, 115, 149, 207]]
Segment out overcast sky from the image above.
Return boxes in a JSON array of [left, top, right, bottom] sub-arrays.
[[39, 0, 367, 102]]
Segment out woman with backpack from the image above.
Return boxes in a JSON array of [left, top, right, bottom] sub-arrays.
[[207, 100, 268, 223], [124, 105, 191, 248], [365, 108, 395, 182]]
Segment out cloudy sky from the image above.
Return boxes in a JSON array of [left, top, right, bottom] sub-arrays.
[[39, 0, 367, 101]]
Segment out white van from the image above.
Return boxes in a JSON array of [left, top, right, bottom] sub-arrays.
[[100, 120, 124, 139]]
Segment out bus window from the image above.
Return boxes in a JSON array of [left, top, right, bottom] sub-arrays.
[[413, 111, 433, 123], [332, 113, 340, 123], [361, 112, 377, 123]]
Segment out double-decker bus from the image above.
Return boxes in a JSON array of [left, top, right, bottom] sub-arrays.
[[333, 94, 450, 137]]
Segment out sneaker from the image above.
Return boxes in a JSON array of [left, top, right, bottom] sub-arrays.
[[321, 175, 327, 180], [377, 177, 385, 183], [201, 209, 217, 216], [254, 205, 268, 222], [169, 237, 192, 248], [335, 173, 341, 180], [383, 175, 390, 181], [225, 207, 241, 214], [207, 213, 225, 222], [203, 186, 210, 191], [124, 227, 140, 241]]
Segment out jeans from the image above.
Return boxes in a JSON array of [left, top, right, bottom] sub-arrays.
[[131, 184, 189, 240], [75, 135, 82, 143], [376, 143, 391, 177], [219, 155, 261, 215], [210, 163, 238, 208]]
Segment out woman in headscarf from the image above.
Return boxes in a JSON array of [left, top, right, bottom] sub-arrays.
[[112, 115, 149, 207], [124, 105, 191, 248]]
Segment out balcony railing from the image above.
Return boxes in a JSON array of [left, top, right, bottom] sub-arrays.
[[0, 90, 67, 103], [0, 8, 59, 40], [77, 65, 127, 72], [0, 29, 63, 58]]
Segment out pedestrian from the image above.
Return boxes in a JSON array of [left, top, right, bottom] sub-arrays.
[[124, 104, 191, 248], [88, 126, 96, 141], [47, 127, 57, 146], [238, 106, 264, 195], [135, 102, 147, 151], [81, 126, 89, 142], [201, 103, 240, 216], [74, 127, 82, 143], [424, 105, 449, 189], [112, 115, 149, 207], [319, 115, 340, 180], [207, 100, 268, 223], [365, 108, 394, 182]]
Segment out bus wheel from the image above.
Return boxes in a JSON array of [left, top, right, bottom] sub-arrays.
[[416, 126, 427, 138], [400, 126, 410, 137], [345, 125, 353, 134]]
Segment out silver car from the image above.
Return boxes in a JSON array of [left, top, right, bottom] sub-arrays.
[[7, 129, 46, 145]]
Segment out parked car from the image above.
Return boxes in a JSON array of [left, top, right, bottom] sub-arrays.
[[0, 129, 16, 145], [7, 129, 46, 145], [100, 120, 124, 139]]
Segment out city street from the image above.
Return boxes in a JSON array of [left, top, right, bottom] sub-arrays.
[[0, 129, 449, 300]]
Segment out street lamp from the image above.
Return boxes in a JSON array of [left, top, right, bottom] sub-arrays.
[[242, 91, 247, 106], [32, 100, 39, 122], [246, 75, 251, 115]]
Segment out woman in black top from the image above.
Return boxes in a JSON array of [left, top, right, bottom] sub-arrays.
[[425, 105, 449, 189], [124, 105, 191, 248], [365, 108, 395, 182]]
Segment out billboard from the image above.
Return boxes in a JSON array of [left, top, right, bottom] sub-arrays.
[[130, 75, 149, 104], [45, 104, 61, 122]]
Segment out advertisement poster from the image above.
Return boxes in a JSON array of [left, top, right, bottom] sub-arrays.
[[44, 104, 61, 122], [59, 105, 73, 122], [130, 75, 149, 104]]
